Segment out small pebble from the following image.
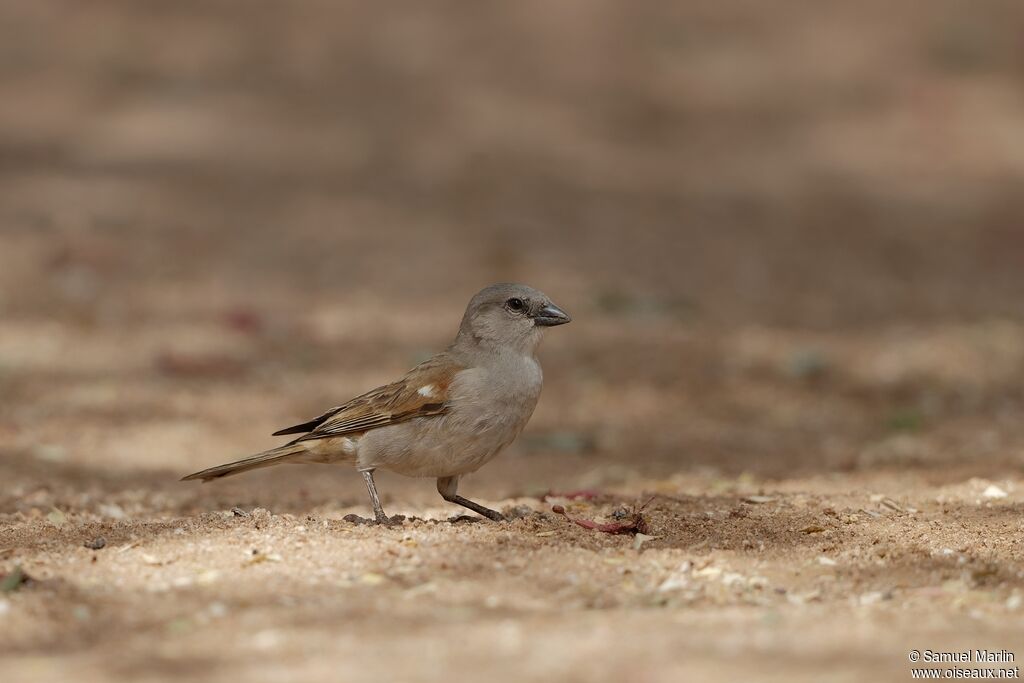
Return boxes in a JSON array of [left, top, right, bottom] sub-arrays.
[[84, 537, 107, 550], [982, 485, 1008, 500]]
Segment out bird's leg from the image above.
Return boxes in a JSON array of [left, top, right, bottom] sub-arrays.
[[436, 476, 504, 522], [359, 468, 389, 523]]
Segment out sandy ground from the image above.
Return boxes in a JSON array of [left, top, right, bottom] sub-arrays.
[[3, 2, 1024, 682]]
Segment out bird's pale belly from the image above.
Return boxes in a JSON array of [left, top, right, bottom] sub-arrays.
[[356, 407, 530, 477], [303, 356, 543, 478], [346, 384, 536, 478]]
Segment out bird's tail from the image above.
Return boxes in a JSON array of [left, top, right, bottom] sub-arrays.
[[180, 443, 309, 482]]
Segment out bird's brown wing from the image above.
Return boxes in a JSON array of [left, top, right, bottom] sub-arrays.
[[273, 354, 464, 442], [271, 410, 337, 436]]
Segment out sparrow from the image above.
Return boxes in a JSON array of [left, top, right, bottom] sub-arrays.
[[181, 283, 571, 522]]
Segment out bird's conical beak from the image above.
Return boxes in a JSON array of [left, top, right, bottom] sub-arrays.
[[533, 303, 571, 327]]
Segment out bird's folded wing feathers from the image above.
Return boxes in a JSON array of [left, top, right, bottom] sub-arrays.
[[274, 354, 464, 442]]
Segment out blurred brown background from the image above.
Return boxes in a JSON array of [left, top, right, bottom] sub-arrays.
[[3, 0, 1024, 486], [2, 3, 1024, 682]]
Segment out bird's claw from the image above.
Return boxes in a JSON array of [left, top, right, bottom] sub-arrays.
[[343, 513, 405, 526]]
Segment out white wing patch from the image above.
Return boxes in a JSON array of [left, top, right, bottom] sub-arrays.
[[417, 384, 436, 397]]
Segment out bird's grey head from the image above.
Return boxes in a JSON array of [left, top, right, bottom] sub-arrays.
[[455, 283, 571, 354]]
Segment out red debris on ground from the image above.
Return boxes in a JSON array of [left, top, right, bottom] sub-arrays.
[[551, 504, 650, 535]]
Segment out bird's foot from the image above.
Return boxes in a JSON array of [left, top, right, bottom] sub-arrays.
[[480, 509, 505, 522], [343, 513, 406, 526], [445, 494, 505, 522], [447, 509, 504, 523]]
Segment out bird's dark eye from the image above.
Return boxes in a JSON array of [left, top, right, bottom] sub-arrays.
[[506, 297, 525, 312]]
